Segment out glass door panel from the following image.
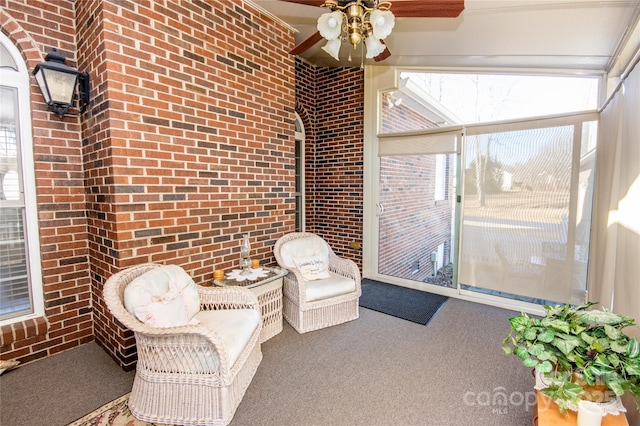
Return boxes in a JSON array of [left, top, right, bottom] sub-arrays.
[[378, 153, 457, 287], [459, 120, 597, 305]]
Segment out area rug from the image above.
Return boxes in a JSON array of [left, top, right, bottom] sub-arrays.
[[67, 393, 173, 426], [359, 279, 448, 325]]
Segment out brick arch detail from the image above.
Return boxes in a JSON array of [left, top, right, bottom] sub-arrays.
[[295, 101, 313, 141], [0, 10, 46, 71]]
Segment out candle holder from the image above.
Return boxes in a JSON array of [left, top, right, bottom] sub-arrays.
[[239, 234, 252, 276]]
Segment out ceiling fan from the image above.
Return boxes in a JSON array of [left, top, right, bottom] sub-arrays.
[[280, 0, 465, 62]]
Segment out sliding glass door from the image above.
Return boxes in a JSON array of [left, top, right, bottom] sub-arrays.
[[371, 130, 461, 292], [459, 116, 598, 305], [378, 153, 457, 287], [367, 114, 598, 309]]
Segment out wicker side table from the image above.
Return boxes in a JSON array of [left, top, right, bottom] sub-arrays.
[[213, 267, 287, 343]]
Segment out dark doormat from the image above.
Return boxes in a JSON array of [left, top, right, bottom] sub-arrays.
[[359, 279, 448, 325]]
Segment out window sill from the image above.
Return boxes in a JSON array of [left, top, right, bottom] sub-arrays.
[[0, 316, 48, 346]]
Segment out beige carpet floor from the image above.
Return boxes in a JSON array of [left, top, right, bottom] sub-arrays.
[[1, 298, 538, 426]]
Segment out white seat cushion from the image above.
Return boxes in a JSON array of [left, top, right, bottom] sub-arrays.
[[194, 309, 260, 367], [304, 271, 356, 302]]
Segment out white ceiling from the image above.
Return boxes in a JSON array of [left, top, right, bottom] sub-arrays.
[[252, 0, 640, 72]]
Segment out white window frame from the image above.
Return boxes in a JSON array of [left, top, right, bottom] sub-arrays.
[[0, 33, 44, 325]]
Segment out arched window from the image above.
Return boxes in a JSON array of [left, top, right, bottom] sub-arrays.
[[294, 112, 305, 231], [0, 33, 43, 323]]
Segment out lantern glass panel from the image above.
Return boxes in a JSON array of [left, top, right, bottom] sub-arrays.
[[42, 68, 77, 105]]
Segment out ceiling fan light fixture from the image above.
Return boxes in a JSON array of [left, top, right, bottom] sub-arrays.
[[369, 9, 395, 40], [321, 38, 342, 61], [317, 10, 343, 40], [316, 0, 395, 61], [364, 35, 385, 58]]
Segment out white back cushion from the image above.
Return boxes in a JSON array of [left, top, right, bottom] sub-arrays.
[[124, 265, 200, 327], [280, 235, 331, 280]]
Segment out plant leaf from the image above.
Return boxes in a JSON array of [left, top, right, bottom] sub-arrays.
[[536, 360, 553, 373], [537, 351, 552, 361], [607, 353, 621, 368], [570, 323, 587, 335], [552, 334, 582, 355], [562, 381, 585, 399], [581, 332, 595, 345], [626, 363, 640, 376], [628, 337, 640, 358], [523, 358, 539, 367], [611, 341, 628, 354], [592, 339, 604, 352], [524, 327, 538, 341], [528, 343, 545, 356], [596, 337, 611, 351], [604, 324, 621, 340], [582, 367, 596, 385], [606, 378, 626, 396], [578, 310, 628, 325], [515, 346, 529, 359], [544, 319, 570, 334], [538, 329, 555, 343], [509, 315, 531, 332]]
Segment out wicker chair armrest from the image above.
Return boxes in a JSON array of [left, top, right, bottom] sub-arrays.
[[132, 323, 237, 378], [281, 268, 308, 303], [197, 286, 260, 311], [328, 253, 362, 291]]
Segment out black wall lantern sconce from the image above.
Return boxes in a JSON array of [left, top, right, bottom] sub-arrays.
[[33, 48, 90, 118]]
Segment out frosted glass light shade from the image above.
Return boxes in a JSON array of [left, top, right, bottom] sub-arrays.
[[365, 36, 386, 58], [317, 11, 343, 40], [370, 9, 395, 40], [322, 38, 342, 61]]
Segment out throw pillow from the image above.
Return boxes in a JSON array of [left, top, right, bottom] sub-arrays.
[[124, 265, 200, 328], [293, 255, 331, 281]]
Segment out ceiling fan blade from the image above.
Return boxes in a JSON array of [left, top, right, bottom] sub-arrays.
[[388, 0, 464, 18], [374, 45, 391, 62], [289, 31, 324, 55], [279, 0, 463, 17], [278, 0, 325, 6]]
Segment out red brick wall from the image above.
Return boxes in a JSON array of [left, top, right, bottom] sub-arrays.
[[1, 0, 295, 369], [381, 101, 439, 133], [295, 62, 365, 267]]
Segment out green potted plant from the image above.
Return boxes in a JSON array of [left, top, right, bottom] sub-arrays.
[[502, 302, 640, 412]]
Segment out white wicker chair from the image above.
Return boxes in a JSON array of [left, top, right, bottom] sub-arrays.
[[274, 232, 361, 333], [103, 263, 262, 426]]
